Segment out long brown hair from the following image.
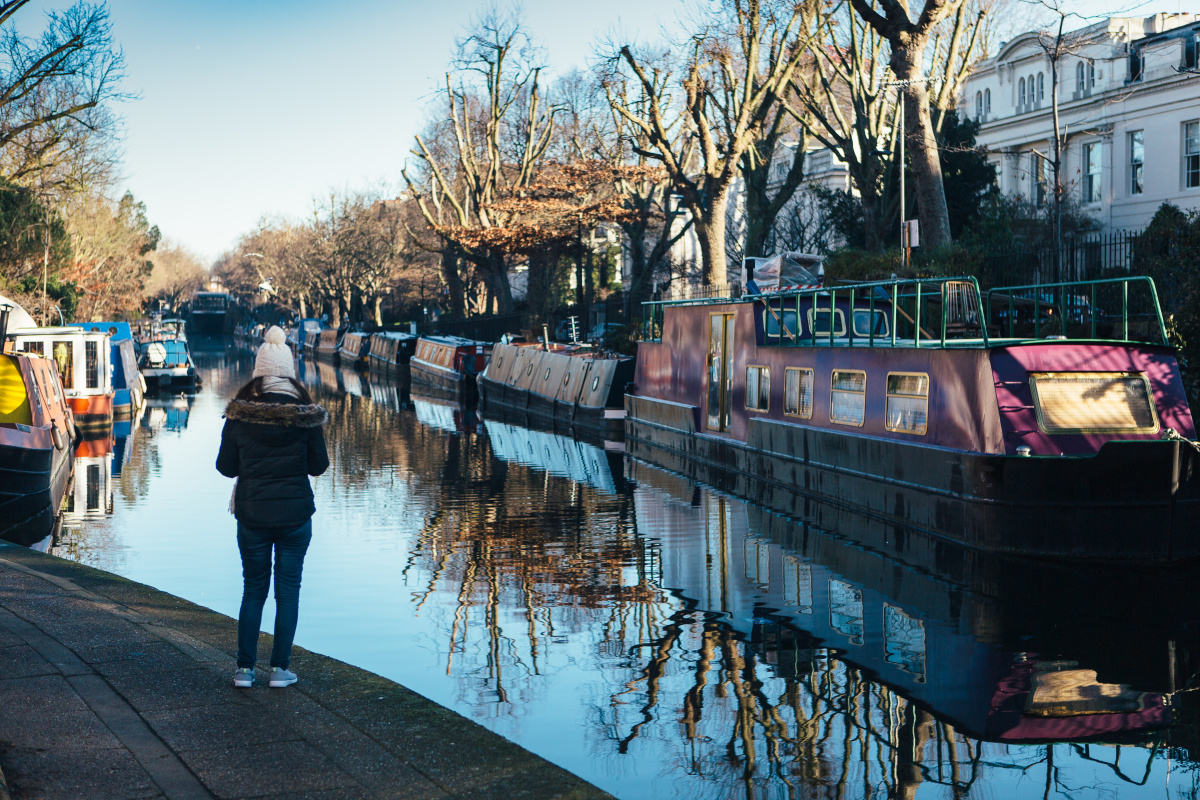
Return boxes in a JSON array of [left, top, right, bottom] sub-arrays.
[[234, 376, 315, 405]]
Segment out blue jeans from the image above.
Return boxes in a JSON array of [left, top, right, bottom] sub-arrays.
[[236, 520, 312, 669]]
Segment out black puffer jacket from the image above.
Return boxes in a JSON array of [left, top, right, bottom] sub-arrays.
[[216, 393, 330, 528]]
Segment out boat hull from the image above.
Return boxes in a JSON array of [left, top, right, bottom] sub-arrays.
[[0, 435, 72, 546], [627, 394, 1200, 562], [479, 376, 625, 439], [411, 361, 475, 403], [68, 393, 114, 433]]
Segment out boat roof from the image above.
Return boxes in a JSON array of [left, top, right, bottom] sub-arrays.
[[374, 331, 416, 341], [73, 322, 133, 341], [643, 275, 1170, 351], [9, 326, 111, 338], [420, 335, 490, 347]]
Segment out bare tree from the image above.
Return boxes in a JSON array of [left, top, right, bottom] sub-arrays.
[[605, 0, 824, 288], [403, 5, 556, 314], [0, 1, 127, 197], [846, 0, 965, 248]]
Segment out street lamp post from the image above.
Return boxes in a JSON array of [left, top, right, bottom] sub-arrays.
[[884, 78, 927, 271]]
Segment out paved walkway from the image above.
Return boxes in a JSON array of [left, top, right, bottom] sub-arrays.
[[0, 542, 611, 800]]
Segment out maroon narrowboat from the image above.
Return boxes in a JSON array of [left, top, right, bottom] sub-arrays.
[[627, 275, 1200, 562], [410, 335, 491, 402]]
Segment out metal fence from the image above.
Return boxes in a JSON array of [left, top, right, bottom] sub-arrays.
[[980, 230, 1137, 289]]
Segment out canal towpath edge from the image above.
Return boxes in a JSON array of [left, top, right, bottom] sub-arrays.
[[0, 541, 613, 800]]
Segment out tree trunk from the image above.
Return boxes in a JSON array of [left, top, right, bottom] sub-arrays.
[[298, 293, 307, 319], [328, 296, 341, 328], [441, 246, 465, 317], [893, 51, 952, 249], [372, 295, 383, 327], [692, 197, 729, 288]]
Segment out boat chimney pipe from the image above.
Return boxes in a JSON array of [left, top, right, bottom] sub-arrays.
[[0, 303, 11, 347]]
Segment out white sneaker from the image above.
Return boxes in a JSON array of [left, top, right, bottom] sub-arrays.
[[269, 667, 298, 688], [233, 668, 255, 688]]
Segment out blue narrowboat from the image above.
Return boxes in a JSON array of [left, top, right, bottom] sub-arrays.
[[73, 322, 145, 419]]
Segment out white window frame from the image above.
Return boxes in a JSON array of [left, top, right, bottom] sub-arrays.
[[1083, 142, 1102, 205], [1185, 120, 1200, 190], [1129, 130, 1144, 196]]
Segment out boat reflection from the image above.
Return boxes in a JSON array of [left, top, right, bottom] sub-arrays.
[[396, 403, 1193, 796], [142, 394, 193, 433]]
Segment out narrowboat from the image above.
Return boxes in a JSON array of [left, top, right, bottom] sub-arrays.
[[139, 338, 199, 393], [189, 291, 230, 335], [8, 325, 116, 433], [303, 329, 321, 352], [366, 331, 417, 372], [338, 331, 372, 366], [73, 322, 145, 419], [288, 318, 324, 350], [0, 304, 75, 545], [315, 329, 342, 360], [410, 335, 491, 402], [626, 274, 1200, 562], [478, 342, 633, 439]]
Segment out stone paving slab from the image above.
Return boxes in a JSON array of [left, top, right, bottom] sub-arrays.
[[0, 542, 612, 800]]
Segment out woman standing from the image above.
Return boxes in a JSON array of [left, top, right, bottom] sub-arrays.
[[217, 326, 329, 688]]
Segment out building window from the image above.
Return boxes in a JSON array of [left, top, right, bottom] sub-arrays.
[[975, 91, 983, 119], [1033, 151, 1048, 206], [984, 89, 991, 115], [1130, 52, 1143, 82], [784, 367, 813, 418], [1084, 142, 1101, 204], [1129, 130, 1144, 195], [1037, 72, 1044, 102], [885, 373, 929, 435], [1076, 62, 1085, 93], [1028, 74, 1035, 104], [1187, 34, 1198, 70], [746, 365, 770, 412], [1186, 121, 1200, 189], [1018, 77, 1026, 108], [1088, 60, 1095, 88], [830, 370, 865, 426]]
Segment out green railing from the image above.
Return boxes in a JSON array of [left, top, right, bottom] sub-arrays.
[[985, 276, 1168, 345]]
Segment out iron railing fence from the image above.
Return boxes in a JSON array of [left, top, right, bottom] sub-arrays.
[[980, 230, 1138, 289]]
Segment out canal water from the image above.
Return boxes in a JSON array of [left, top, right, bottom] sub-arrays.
[[18, 338, 1200, 799]]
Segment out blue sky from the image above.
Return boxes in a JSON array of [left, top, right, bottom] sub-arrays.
[[24, 0, 1196, 264]]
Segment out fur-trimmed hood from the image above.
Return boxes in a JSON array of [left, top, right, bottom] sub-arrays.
[[224, 399, 329, 428]]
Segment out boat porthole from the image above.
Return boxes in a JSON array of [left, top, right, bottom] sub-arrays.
[[544, 367, 551, 381], [563, 373, 570, 386], [591, 376, 600, 392]]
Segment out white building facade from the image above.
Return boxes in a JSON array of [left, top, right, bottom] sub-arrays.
[[962, 13, 1200, 232]]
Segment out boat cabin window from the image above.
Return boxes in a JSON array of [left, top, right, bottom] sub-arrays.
[[784, 368, 813, 418], [763, 307, 800, 342], [1029, 372, 1158, 434], [853, 309, 889, 338], [830, 370, 865, 426], [808, 308, 846, 337], [52, 341, 74, 389], [85, 340, 99, 389], [20, 341, 43, 357], [885, 373, 929, 435], [745, 366, 770, 412]]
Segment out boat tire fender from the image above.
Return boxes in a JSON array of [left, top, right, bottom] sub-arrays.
[[51, 425, 66, 451]]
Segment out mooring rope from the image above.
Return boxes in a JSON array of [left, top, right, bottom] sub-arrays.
[[1161, 427, 1200, 453]]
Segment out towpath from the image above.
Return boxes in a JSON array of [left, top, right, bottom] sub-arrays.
[[0, 542, 610, 800]]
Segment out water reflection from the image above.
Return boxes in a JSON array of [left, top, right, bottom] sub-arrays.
[[35, 346, 1200, 799]]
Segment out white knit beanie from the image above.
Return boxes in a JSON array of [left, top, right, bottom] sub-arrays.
[[254, 326, 296, 379]]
